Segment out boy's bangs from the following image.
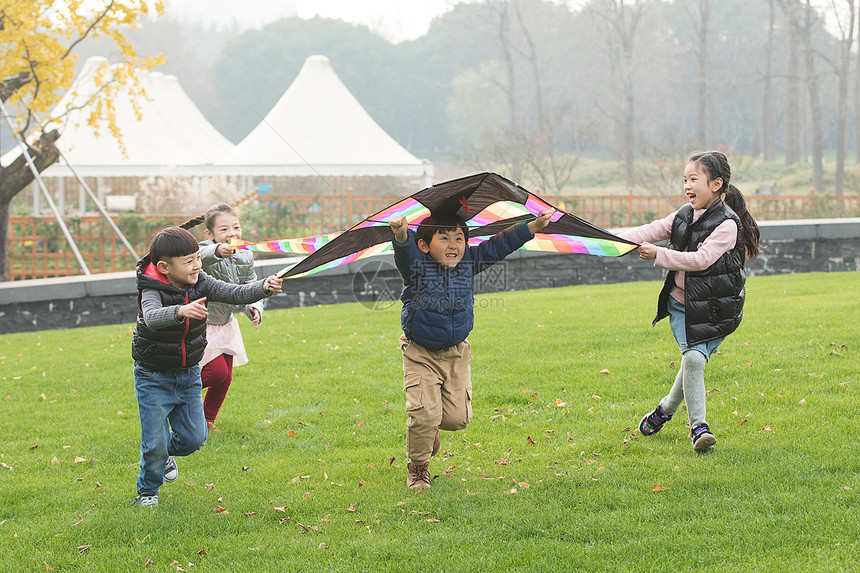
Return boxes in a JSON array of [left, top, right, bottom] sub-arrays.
[[416, 215, 469, 244], [150, 227, 200, 262]]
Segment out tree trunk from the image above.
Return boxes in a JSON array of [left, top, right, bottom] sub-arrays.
[[762, 0, 776, 161], [0, 130, 61, 281], [856, 40, 860, 164], [696, 0, 709, 147], [498, 0, 523, 181], [802, 1, 824, 192], [856, 5, 860, 164], [834, 0, 856, 195], [786, 23, 801, 166]]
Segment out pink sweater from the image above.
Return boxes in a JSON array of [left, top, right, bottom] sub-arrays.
[[619, 210, 738, 304]]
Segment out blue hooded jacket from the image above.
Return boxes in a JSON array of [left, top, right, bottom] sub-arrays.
[[393, 222, 533, 350]]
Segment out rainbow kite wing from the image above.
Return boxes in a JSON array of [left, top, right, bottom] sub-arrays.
[[229, 233, 341, 255], [277, 172, 638, 279]]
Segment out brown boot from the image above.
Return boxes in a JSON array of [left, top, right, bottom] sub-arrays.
[[406, 461, 431, 489], [431, 430, 441, 457]]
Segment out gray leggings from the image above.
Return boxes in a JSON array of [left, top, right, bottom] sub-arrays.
[[660, 349, 707, 429]]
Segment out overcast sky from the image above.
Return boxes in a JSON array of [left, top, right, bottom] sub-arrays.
[[163, 0, 461, 43]]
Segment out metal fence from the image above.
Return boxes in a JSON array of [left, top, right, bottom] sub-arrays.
[[7, 191, 860, 280]]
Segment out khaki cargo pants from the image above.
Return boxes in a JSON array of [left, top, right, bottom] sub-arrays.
[[400, 335, 473, 465]]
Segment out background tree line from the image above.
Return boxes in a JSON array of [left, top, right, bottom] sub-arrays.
[[102, 0, 857, 195]]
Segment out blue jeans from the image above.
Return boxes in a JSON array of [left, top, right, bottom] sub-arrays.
[[667, 297, 724, 360], [134, 363, 207, 495]]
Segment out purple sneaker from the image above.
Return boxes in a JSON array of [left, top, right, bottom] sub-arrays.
[[691, 423, 716, 452], [639, 403, 672, 436]]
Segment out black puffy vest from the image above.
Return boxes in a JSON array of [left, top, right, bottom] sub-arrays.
[[132, 255, 208, 371], [653, 199, 746, 345]]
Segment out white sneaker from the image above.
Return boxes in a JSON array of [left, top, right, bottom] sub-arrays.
[[164, 456, 178, 482], [137, 494, 158, 507]]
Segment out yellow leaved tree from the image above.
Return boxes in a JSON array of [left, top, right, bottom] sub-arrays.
[[0, 0, 164, 281]]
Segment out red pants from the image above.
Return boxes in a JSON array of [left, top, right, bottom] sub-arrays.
[[200, 354, 233, 422]]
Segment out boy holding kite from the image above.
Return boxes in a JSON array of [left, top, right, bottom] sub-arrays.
[[389, 208, 552, 488]]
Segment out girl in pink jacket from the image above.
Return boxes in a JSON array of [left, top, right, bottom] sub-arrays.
[[621, 151, 761, 452]]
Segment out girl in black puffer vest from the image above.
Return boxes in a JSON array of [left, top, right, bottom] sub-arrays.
[[620, 151, 761, 452]]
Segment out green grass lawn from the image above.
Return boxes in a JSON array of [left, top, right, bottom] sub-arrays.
[[0, 272, 857, 572]]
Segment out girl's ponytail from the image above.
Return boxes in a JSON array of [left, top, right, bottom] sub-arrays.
[[177, 203, 237, 233], [723, 183, 761, 259], [179, 214, 205, 230]]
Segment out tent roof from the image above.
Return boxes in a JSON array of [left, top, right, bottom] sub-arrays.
[[2, 56, 235, 177], [216, 55, 432, 178]]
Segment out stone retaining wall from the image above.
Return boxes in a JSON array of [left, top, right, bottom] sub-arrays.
[[2, 219, 858, 334]]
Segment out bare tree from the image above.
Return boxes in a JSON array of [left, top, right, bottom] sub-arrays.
[[585, 0, 649, 187], [779, 0, 824, 191], [856, 4, 860, 164], [679, 0, 711, 147], [814, 0, 855, 195], [785, 18, 803, 166], [453, 0, 586, 194], [762, 0, 777, 160]]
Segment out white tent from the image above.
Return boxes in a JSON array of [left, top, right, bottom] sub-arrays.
[[216, 55, 433, 182], [2, 56, 235, 177]]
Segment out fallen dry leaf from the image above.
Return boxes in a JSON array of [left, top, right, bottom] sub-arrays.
[[651, 484, 667, 492], [213, 505, 229, 514], [74, 456, 87, 463], [526, 436, 536, 444], [347, 503, 357, 512], [77, 544, 91, 553]]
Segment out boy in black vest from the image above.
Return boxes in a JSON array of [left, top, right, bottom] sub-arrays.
[[131, 227, 282, 506]]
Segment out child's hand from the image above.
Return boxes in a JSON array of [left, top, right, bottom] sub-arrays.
[[263, 275, 282, 294], [250, 307, 262, 328], [389, 216, 408, 243], [178, 297, 208, 320], [638, 242, 658, 260], [216, 244, 234, 258], [527, 208, 555, 233]]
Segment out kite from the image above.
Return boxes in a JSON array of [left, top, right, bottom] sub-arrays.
[[228, 233, 340, 255], [232, 172, 638, 278]]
